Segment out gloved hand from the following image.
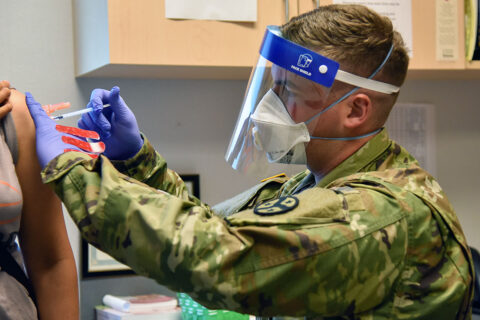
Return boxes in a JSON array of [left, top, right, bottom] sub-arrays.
[[25, 92, 105, 169], [78, 86, 143, 160]]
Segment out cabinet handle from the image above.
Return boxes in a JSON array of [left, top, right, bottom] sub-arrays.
[[285, 0, 289, 22]]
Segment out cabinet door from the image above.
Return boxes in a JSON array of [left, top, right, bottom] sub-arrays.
[[298, 0, 319, 14], [75, 0, 298, 79]]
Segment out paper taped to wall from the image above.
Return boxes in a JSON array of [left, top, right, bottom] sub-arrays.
[[385, 103, 436, 174], [165, 0, 257, 22], [436, 0, 458, 61]]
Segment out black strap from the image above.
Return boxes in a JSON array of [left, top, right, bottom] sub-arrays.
[[0, 244, 36, 304], [470, 247, 480, 314], [0, 113, 18, 164]]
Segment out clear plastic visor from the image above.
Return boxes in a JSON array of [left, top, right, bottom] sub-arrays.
[[271, 63, 333, 123], [225, 56, 333, 175]]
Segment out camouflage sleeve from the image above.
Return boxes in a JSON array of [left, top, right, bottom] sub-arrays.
[[109, 135, 202, 205], [110, 135, 173, 188], [42, 152, 408, 317]]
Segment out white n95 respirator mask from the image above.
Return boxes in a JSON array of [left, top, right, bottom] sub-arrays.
[[251, 89, 310, 164], [225, 26, 400, 176]]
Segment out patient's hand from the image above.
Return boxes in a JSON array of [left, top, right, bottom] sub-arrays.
[[0, 80, 13, 119]]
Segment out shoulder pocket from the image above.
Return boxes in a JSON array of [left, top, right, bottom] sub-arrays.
[[226, 187, 363, 228]]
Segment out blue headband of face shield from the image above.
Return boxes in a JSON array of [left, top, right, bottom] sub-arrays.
[[260, 26, 339, 88], [260, 26, 399, 141]]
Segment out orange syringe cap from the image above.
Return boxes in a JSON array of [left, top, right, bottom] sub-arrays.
[[42, 102, 71, 115]]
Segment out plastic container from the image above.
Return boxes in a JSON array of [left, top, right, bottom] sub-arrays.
[[177, 293, 249, 320]]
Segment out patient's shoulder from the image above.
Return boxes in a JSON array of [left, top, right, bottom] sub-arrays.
[[10, 89, 33, 129], [8, 90, 36, 164]]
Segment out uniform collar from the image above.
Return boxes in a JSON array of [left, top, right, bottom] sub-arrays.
[[315, 128, 391, 188], [286, 128, 391, 195]]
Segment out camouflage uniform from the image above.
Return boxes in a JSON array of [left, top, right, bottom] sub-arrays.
[[42, 129, 473, 319]]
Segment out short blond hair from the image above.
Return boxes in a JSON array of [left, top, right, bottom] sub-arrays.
[[281, 4, 409, 88]]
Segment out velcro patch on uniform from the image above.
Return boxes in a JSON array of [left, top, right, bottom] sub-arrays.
[[254, 196, 299, 216]]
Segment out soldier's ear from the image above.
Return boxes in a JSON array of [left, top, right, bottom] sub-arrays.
[[344, 93, 371, 129]]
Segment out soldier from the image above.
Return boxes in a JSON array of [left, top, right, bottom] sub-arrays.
[[26, 4, 473, 319]]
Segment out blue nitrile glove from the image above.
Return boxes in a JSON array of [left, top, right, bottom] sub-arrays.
[[78, 86, 143, 160], [25, 92, 105, 169]]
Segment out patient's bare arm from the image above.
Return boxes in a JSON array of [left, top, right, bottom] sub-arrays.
[[10, 89, 79, 319]]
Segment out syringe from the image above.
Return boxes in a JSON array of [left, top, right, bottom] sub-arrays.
[[52, 104, 111, 121]]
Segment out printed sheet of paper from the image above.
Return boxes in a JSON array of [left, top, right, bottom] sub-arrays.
[[436, 0, 458, 61], [165, 0, 257, 22], [385, 103, 436, 174], [332, 0, 413, 56], [88, 246, 131, 271]]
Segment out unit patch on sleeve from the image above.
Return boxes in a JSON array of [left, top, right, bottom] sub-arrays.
[[254, 196, 299, 216]]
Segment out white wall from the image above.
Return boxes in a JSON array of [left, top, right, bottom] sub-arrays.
[[1, 1, 480, 319], [399, 79, 480, 248]]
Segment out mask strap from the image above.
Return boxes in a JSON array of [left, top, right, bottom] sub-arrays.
[[371, 44, 394, 80], [304, 87, 358, 125], [305, 44, 394, 140], [310, 127, 382, 141]]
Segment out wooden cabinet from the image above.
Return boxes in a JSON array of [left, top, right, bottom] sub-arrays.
[[74, 0, 480, 80], [74, 0, 297, 79], [298, 0, 476, 79]]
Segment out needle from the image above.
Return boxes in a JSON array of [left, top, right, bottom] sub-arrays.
[[52, 104, 111, 121]]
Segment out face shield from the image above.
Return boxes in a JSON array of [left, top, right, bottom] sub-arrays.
[[225, 26, 399, 175]]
